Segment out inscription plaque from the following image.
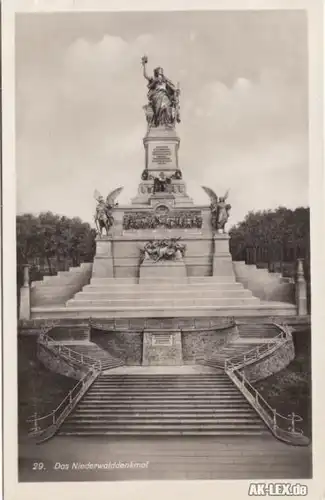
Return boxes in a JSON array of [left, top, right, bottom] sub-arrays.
[[152, 145, 172, 165], [152, 334, 173, 346]]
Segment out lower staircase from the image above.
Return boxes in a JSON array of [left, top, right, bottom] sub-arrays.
[[59, 342, 124, 371], [202, 342, 263, 369], [58, 372, 269, 436], [237, 323, 280, 339]]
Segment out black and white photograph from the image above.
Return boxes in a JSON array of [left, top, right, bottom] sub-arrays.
[[2, 1, 324, 497]]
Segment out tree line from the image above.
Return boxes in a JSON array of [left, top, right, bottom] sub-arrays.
[[229, 206, 310, 277], [16, 212, 96, 285], [16, 206, 310, 283]]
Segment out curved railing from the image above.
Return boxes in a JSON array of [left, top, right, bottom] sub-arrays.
[[38, 332, 102, 371], [227, 368, 309, 446], [27, 331, 102, 442], [224, 322, 292, 372], [27, 366, 99, 443]]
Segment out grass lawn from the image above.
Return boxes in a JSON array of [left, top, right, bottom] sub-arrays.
[[254, 328, 311, 437]]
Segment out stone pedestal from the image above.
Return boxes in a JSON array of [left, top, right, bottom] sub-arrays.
[[295, 259, 307, 316], [19, 286, 31, 320], [92, 237, 114, 278], [144, 125, 180, 173], [19, 265, 31, 320], [139, 259, 187, 281], [142, 330, 183, 366], [212, 233, 235, 278]]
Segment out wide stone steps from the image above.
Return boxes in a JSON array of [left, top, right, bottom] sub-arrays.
[[84, 283, 246, 291], [73, 408, 253, 415], [64, 418, 263, 425], [81, 394, 248, 400], [77, 402, 252, 409], [90, 277, 240, 285], [58, 430, 267, 436], [200, 341, 263, 367], [58, 373, 268, 436], [91, 382, 234, 388], [66, 297, 260, 308], [74, 289, 253, 300], [237, 324, 280, 338], [32, 303, 296, 319], [83, 389, 243, 396], [62, 343, 124, 370]]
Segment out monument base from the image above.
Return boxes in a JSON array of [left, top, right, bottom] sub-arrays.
[[92, 237, 114, 278], [139, 259, 187, 281]]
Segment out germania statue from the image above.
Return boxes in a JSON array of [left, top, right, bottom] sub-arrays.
[[141, 55, 180, 128]]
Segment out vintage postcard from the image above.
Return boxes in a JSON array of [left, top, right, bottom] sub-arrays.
[[2, 0, 324, 499]]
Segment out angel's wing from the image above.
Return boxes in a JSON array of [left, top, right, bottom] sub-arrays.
[[223, 189, 230, 201], [94, 189, 102, 201], [106, 187, 124, 205], [201, 186, 218, 204]]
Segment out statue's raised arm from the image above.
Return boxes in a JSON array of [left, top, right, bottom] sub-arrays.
[[141, 55, 151, 82]]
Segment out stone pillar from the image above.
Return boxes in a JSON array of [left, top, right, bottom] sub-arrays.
[[19, 265, 31, 320], [92, 237, 114, 278], [295, 259, 307, 316], [212, 233, 235, 279]]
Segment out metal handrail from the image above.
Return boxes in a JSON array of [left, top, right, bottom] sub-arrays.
[[27, 366, 99, 439], [225, 333, 287, 371], [38, 332, 102, 371], [224, 322, 291, 372], [27, 331, 102, 440], [227, 368, 308, 445]]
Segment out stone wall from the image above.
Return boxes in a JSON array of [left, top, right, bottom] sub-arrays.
[[142, 331, 182, 366], [18, 318, 89, 336], [182, 326, 238, 364], [241, 339, 295, 382], [91, 329, 143, 365], [38, 344, 87, 380]]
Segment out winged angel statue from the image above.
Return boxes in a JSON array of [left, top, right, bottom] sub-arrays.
[[93, 187, 123, 237], [202, 186, 231, 233]]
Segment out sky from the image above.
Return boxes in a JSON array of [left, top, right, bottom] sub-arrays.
[[16, 10, 308, 228]]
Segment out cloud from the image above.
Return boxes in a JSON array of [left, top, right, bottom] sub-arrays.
[[16, 16, 308, 227]]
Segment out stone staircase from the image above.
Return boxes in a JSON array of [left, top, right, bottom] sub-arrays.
[[30, 275, 296, 319], [30, 263, 92, 307], [58, 373, 269, 436], [201, 341, 263, 369], [237, 323, 280, 339], [67, 277, 260, 309], [59, 342, 125, 371], [233, 261, 294, 303]]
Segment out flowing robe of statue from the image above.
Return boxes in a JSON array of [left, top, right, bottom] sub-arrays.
[[216, 200, 229, 229], [147, 77, 177, 127], [142, 57, 180, 127]]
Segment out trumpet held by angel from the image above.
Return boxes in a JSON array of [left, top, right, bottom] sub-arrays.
[[201, 186, 231, 233], [93, 187, 123, 237]]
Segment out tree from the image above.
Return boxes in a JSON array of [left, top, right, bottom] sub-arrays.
[[16, 212, 96, 280], [229, 206, 310, 264]]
